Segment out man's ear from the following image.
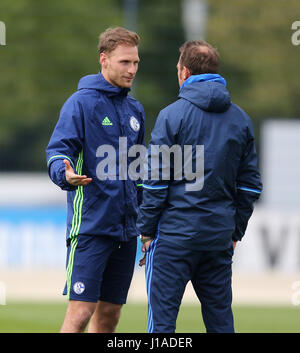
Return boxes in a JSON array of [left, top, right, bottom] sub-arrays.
[[99, 52, 107, 68], [183, 66, 191, 80]]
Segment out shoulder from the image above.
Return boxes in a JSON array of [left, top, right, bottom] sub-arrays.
[[229, 103, 255, 138], [127, 94, 145, 121], [73, 88, 100, 104], [163, 98, 187, 112], [127, 94, 144, 111], [230, 103, 252, 124], [152, 99, 185, 134], [157, 98, 187, 122], [61, 89, 101, 116]]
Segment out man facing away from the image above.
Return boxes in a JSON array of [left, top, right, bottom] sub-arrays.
[[46, 27, 145, 333], [137, 40, 262, 333]]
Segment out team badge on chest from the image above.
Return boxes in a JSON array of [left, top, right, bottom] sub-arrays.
[[129, 116, 140, 132]]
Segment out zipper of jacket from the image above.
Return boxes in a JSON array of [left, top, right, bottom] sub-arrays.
[[114, 95, 127, 241]]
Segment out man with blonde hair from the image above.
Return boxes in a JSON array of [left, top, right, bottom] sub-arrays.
[[46, 27, 145, 333]]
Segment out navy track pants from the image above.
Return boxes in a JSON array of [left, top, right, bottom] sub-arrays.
[[145, 235, 234, 333]]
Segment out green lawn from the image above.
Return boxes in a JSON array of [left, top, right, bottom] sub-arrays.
[[0, 302, 299, 333]]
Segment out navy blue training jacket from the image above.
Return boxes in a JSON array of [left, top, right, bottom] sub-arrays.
[[136, 75, 262, 250], [46, 72, 145, 242]]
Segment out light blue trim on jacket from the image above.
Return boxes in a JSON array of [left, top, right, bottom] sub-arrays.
[[142, 184, 169, 190], [181, 73, 227, 89], [237, 185, 262, 194], [47, 154, 75, 168]]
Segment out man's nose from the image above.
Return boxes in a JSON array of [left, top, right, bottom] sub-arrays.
[[128, 63, 137, 75]]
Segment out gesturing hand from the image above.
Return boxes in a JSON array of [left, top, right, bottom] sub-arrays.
[[64, 159, 92, 186]]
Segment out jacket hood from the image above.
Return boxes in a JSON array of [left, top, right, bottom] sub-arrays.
[[77, 72, 130, 97], [178, 75, 231, 113]]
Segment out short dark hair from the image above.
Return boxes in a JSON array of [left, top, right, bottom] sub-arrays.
[[179, 40, 220, 74], [98, 27, 140, 54]]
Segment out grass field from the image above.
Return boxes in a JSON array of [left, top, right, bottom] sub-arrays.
[[0, 302, 299, 333]]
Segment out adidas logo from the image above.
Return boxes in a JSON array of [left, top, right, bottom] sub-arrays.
[[102, 116, 113, 126]]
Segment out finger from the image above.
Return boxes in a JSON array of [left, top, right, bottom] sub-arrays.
[[80, 178, 93, 186], [68, 174, 89, 181], [63, 159, 72, 169], [70, 177, 93, 186], [139, 254, 146, 267], [71, 175, 88, 180]]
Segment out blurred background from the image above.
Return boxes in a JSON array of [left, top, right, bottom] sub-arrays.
[[0, 0, 300, 332]]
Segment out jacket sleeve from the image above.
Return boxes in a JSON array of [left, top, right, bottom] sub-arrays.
[[233, 120, 262, 241], [136, 109, 180, 237], [46, 94, 84, 191]]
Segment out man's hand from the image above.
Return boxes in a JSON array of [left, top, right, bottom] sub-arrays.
[[64, 159, 92, 186], [139, 236, 154, 267]]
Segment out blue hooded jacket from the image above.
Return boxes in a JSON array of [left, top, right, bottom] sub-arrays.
[[136, 75, 262, 250], [46, 72, 145, 242]]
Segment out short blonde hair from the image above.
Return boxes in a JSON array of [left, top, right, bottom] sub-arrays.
[[98, 27, 140, 54]]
